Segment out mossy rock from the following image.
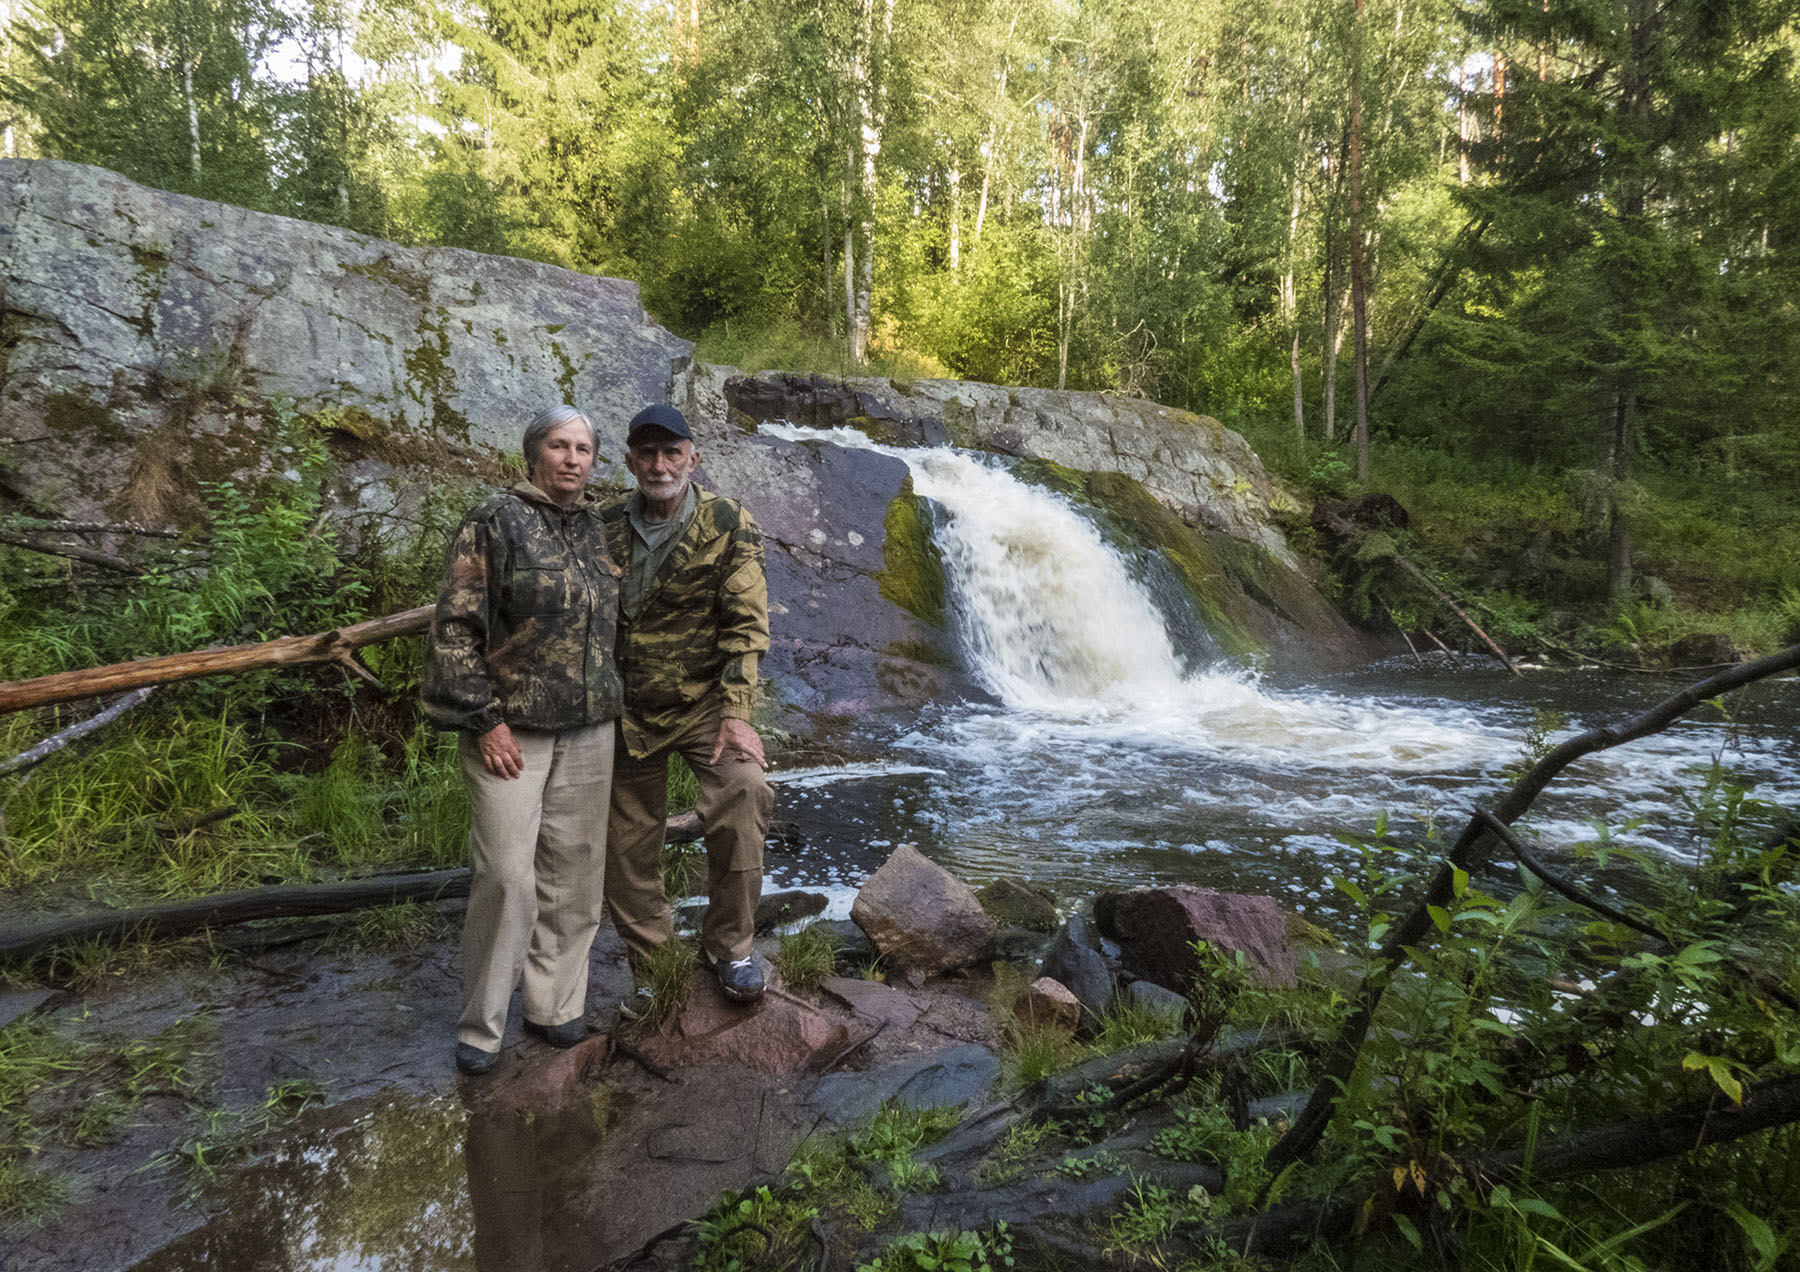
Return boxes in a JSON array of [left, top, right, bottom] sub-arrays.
[[875, 480, 947, 627], [977, 878, 1060, 933], [845, 414, 914, 448], [1079, 470, 1263, 661]]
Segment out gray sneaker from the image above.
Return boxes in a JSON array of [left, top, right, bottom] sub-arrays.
[[715, 956, 765, 1003]]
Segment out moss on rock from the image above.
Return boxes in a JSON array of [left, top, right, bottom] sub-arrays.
[[1004, 458, 1353, 662], [1079, 470, 1264, 661], [875, 479, 948, 627]]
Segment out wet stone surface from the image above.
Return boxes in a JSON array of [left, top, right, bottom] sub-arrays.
[[2, 920, 1002, 1272]]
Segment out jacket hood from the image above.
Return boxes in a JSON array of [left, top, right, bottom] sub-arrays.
[[510, 480, 600, 512]]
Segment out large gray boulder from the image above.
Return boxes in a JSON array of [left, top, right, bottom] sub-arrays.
[[0, 158, 1374, 727], [850, 844, 996, 976], [0, 159, 965, 721]]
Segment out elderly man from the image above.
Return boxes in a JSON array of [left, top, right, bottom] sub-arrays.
[[602, 403, 773, 1005]]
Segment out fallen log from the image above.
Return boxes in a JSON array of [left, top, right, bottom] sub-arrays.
[[1206, 1071, 1800, 1258], [0, 604, 434, 716], [0, 528, 147, 574], [0, 867, 470, 963]]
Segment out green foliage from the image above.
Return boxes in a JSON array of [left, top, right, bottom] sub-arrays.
[[853, 1103, 960, 1192], [1088, 999, 1183, 1055], [0, 1013, 219, 1223], [155, 1075, 327, 1185], [773, 924, 838, 992], [628, 937, 696, 1033], [667, 755, 701, 815], [858, 1223, 1013, 1272], [1104, 1177, 1214, 1256], [694, 1183, 819, 1272], [331, 902, 449, 952], [0, 403, 469, 904], [1307, 780, 1800, 1270]]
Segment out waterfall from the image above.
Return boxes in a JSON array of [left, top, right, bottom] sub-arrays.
[[758, 424, 1800, 892], [891, 448, 1194, 709], [767, 424, 1212, 708], [764, 423, 1511, 770]]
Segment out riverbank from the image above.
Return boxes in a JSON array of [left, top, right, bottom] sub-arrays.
[[0, 909, 1011, 1269]]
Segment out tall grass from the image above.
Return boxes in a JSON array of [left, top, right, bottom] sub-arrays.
[[0, 405, 475, 903]]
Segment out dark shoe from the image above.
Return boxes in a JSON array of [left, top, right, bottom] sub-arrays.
[[523, 1017, 589, 1048], [714, 956, 765, 1003], [455, 1042, 498, 1076], [618, 986, 655, 1022]]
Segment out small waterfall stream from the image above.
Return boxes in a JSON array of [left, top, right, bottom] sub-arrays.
[[762, 425, 1800, 920]]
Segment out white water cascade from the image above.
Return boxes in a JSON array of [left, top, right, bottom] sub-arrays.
[[767, 423, 1511, 771], [761, 424, 1800, 903]]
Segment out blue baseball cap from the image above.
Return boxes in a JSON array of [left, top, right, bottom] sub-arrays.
[[626, 404, 693, 445]]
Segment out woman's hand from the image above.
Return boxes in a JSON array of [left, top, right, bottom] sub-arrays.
[[478, 722, 525, 779]]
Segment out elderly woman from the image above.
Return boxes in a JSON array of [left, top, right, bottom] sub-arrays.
[[425, 404, 622, 1076]]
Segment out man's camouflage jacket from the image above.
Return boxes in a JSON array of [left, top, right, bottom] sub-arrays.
[[425, 482, 622, 735], [602, 487, 769, 758]]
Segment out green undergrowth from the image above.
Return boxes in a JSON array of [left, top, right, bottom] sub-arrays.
[[696, 768, 1798, 1272], [693, 1103, 965, 1270], [773, 924, 838, 991], [1237, 422, 1800, 660], [0, 404, 483, 908]]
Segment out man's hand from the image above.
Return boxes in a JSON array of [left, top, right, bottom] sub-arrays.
[[711, 717, 766, 768], [478, 722, 525, 779]]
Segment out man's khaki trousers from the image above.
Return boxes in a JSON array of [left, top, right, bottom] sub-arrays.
[[457, 721, 614, 1054], [605, 711, 772, 971]]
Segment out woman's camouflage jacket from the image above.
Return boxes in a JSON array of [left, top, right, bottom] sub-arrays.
[[424, 482, 623, 735]]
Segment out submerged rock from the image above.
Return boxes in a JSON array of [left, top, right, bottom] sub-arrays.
[[850, 843, 996, 975], [753, 889, 829, 933], [1095, 885, 1298, 990]]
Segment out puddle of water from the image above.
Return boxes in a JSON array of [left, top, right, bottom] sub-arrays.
[[129, 1090, 621, 1272]]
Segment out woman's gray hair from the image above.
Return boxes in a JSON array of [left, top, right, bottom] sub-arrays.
[[522, 404, 597, 470]]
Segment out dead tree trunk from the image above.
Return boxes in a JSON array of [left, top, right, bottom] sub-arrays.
[[0, 605, 433, 717], [0, 868, 471, 963]]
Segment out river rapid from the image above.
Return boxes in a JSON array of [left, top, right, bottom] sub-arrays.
[[759, 426, 1800, 931]]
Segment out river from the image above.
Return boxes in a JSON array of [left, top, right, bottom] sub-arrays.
[[758, 426, 1800, 930]]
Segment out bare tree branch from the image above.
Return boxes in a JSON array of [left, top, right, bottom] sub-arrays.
[[0, 687, 157, 778], [1475, 806, 1800, 1014], [0, 529, 146, 575], [1262, 644, 1800, 1182], [1214, 1072, 1800, 1258]]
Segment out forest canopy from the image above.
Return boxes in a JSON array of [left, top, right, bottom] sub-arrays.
[[3, 0, 1798, 619]]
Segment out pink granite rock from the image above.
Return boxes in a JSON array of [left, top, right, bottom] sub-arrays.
[[851, 844, 996, 976]]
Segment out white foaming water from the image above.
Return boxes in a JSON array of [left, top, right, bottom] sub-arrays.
[[899, 445, 1190, 708], [762, 423, 1800, 891], [765, 423, 1512, 773]]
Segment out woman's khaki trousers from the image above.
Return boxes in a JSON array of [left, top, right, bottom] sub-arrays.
[[457, 721, 614, 1054]]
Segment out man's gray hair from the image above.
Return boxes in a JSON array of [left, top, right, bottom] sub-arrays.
[[522, 404, 597, 470]]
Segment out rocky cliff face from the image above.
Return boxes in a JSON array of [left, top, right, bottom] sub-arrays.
[[0, 159, 1375, 729]]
